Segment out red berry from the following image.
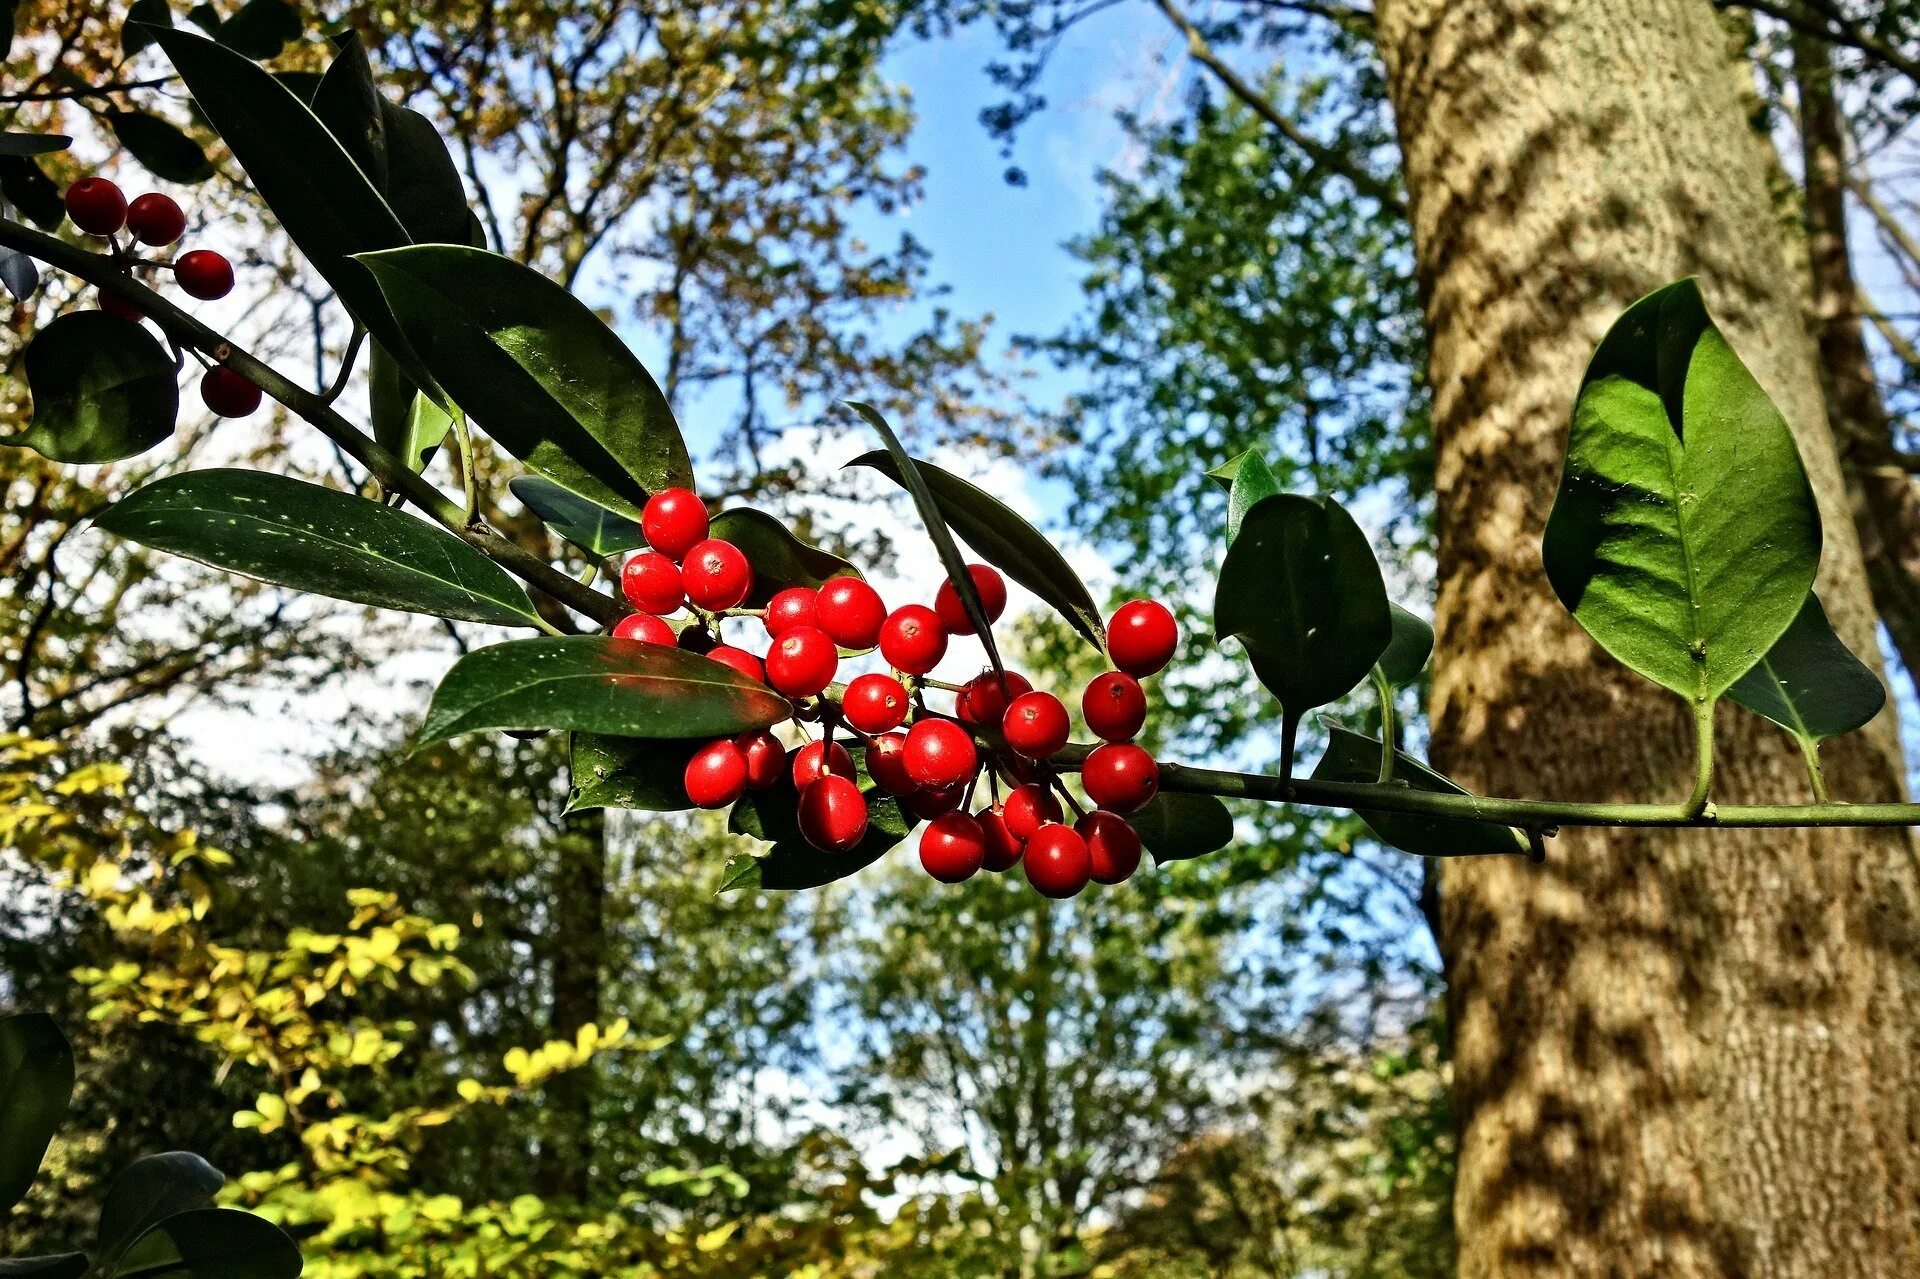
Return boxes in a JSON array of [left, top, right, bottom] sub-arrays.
[[621, 551, 684, 615], [684, 739, 748, 809], [798, 775, 868, 853], [957, 670, 1032, 726], [174, 249, 234, 300], [683, 539, 752, 611], [1002, 783, 1062, 840], [200, 366, 261, 417], [125, 192, 185, 246], [792, 740, 855, 789], [97, 289, 143, 322], [1077, 811, 1142, 884], [65, 178, 126, 235], [842, 673, 908, 734], [1082, 671, 1146, 742], [904, 783, 965, 819], [816, 578, 887, 649], [879, 605, 947, 675], [737, 731, 786, 789], [976, 806, 1025, 872], [904, 718, 978, 790], [865, 733, 916, 796], [1002, 690, 1069, 760], [764, 587, 820, 638], [919, 812, 986, 883], [1082, 743, 1159, 814], [1024, 824, 1091, 898], [612, 611, 676, 645], [1107, 600, 1178, 677], [706, 645, 764, 684], [765, 626, 838, 698], [933, 564, 1009, 634], [641, 487, 709, 558]]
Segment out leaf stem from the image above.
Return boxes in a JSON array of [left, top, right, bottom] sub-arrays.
[[321, 324, 366, 404], [1370, 666, 1397, 785], [1795, 733, 1830, 803], [1685, 699, 1715, 818], [449, 407, 479, 526]]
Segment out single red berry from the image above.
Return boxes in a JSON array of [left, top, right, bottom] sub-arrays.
[[641, 487, 709, 558], [764, 587, 820, 638], [125, 192, 186, 246], [706, 645, 764, 684], [791, 740, 855, 789], [682, 539, 752, 611], [1081, 671, 1146, 743], [904, 783, 965, 819], [798, 775, 868, 853], [933, 564, 1009, 634], [904, 718, 978, 790], [737, 730, 786, 789], [612, 611, 676, 645], [865, 733, 916, 796], [200, 366, 261, 417], [816, 578, 887, 649], [1002, 783, 1062, 840], [1002, 690, 1070, 760], [880, 605, 947, 675], [1082, 742, 1159, 814], [1077, 811, 1143, 885], [843, 673, 909, 734], [97, 289, 143, 322], [765, 626, 838, 698], [65, 178, 127, 235], [684, 739, 748, 809], [1107, 600, 1178, 677], [920, 812, 987, 883], [174, 249, 234, 300], [976, 806, 1025, 872], [1024, 823, 1092, 899], [621, 550, 684, 615], [957, 670, 1032, 726]]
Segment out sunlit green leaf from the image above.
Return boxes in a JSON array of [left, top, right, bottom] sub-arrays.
[[1205, 448, 1280, 545], [1129, 791, 1235, 863], [723, 775, 908, 891], [709, 507, 859, 607], [1377, 603, 1433, 687], [566, 733, 698, 813]]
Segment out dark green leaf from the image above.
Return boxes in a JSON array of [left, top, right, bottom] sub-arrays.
[[104, 110, 213, 184], [0, 155, 66, 230], [184, 3, 220, 34], [1, 0, 17, 60], [709, 507, 859, 607], [0, 245, 39, 302], [417, 637, 789, 747], [1377, 603, 1433, 687], [269, 70, 323, 104], [312, 34, 470, 245], [12, 312, 177, 464], [1728, 592, 1885, 743], [213, 0, 297, 59], [724, 776, 907, 891], [566, 733, 698, 813], [511, 476, 643, 559], [1214, 493, 1391, 716], [0, 133, 71, 156], [1543, 278, 1821, 707], [358, 245, 693, 518], [95, 469, 542, 627], [1311, 723, 1526, 857], [121, 0, 171, 55], [0, 1255, 87, 1278], [0, 1013, 73, 1213], [95, 1152, 224, 1272], [113, 1207, 301, 1279], [1205, 448, 1281, 544], [1129, 792, 1235, 863], [848, 447, 1105, 647], [369, 342, 450, 475]]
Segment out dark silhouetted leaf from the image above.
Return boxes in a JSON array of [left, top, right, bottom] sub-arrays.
[[0, 1013, 73, 1213], [1311, 723, 1526, 857], [709, 507, 859, 607], [511, 476, 643, 559], [312, 34, 470, 245], [1378, 603, 1433, 687], [0, 1254, 87, 1277], [113, 1207, 301, 1279], [0, 155, 65, 230], [104, 111, 212, 184], [1130, 792, 1235, 863], [1729, 592, 1885, 743], [0, 133, 70, 156], [11, 312, 177, 464], [94, 1152, 223, 1272], [213, 0, 297, 59], [121, 0, 171, 55], [0, 245, 39, 302], [566, 733, 698, 813], [724, 775, 907, 891]]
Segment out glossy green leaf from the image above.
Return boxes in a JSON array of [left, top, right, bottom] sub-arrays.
[[1728, 593, 1885, 743], [0, 1013, 73, 1213], [121, 0, 170, 55], [709, 507, 859, 607], [1215, 493, 1391, 716], [0, 155, 67, 230], [1205, 448, 1281, 545], [848, 445, 1105, 647], [1129, 791, 1235, 863], [1543, 279, 1820, 707], [113, 1207, 301, 1279], [0, 133, 71, 156], [723, 776, 908, 891], [312, 34, 471, 246], [1311, 723, 1526, 857], [566, 733, 699, 813], [417, 637, 789, 747], [104, 110, 212, 184], [1377, 603, 1433, 687], [95, 470, 542, 627], [213, 0, 297, 59], [95, 1152, 224, 1273], [0, 1254, 88, 1278], [511, 476, 644, 559], [0, 244, 39, 302], [358, 245, 693, 518], [368, 342, 450, 475], [11, 312, 177, 464]]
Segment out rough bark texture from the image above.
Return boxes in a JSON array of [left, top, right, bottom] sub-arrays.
[[535, 808, 604, 1201], [1371, 1, 1920, 1274]]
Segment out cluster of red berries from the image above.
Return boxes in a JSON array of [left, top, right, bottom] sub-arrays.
[[611, 488, 1182, 899], [64, 177, 256, 420]]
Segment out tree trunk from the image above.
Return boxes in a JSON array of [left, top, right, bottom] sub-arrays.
[[535, 807, 605, 1201], [1371, 1, 1920, 1275]]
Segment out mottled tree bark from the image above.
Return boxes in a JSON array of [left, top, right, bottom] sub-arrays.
[[1371, 1, 1920, 1274]]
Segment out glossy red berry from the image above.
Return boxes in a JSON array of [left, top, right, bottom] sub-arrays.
[[1082, 742, 1159, 814], [612, 611, 676, 645], [1024, 823, 1092, 899], [798, 775, 868, 853], [879, 605, 947, 675], [1002, 690, 1070, 760], [738, 731, 786, 789], [200, 366, 261, 417], [1107, 600, 1178, 677], [65, 178, 126, 235], [765, 626, 838, 698], [125, 192, 186, 246], [763, 587, 820, 638], [903, 783, 965, 819], [865, 733, 916, 796], [1002, 783, 1062, 840], [842, 673, 908, 734], [816, 578, 887, 649], [684, 739, 748, 809], [97, 289, 143, 322], [791, 740, 855, 789], [919, 812, 987, 883], [1077, 811, 1143, 885], [621, 550, 683, 615], [976, 806, 1025, 872], [1082, 671, 1146, 742], [682, 539, 752, 611], [706, 645, 764, 684], [957, 670, 1032, 726], [933, 564, 1009, 634], [174, 249, 234, 300], [641, 487, 709, 558], [904, 718, 978, 790]]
